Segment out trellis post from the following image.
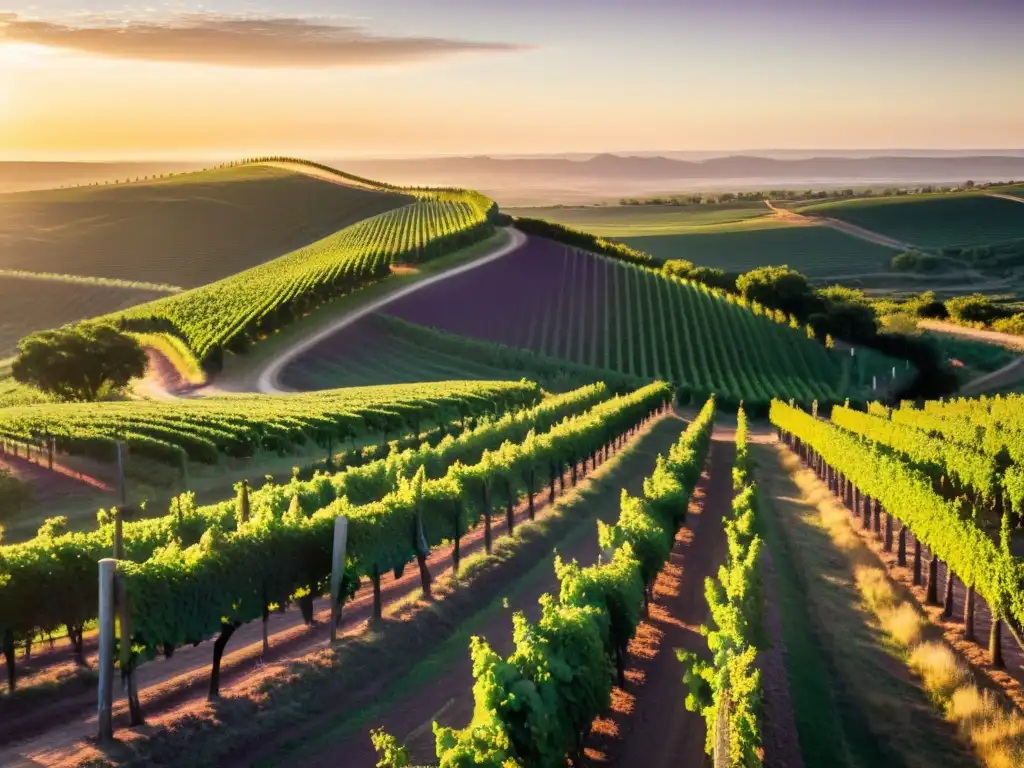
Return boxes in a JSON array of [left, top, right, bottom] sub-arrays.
[[329, 516, 350, 643]]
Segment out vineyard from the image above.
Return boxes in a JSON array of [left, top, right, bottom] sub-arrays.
[[279, 314, 643, 393], [0, 381, 668, 706], [310, 235, 852, 409], [0, 164, 411, 288], [0, 380, 536, 469], [109, 190, 496, 369], [770, 397, 1024, 662], [798, 193, 1024, 250]]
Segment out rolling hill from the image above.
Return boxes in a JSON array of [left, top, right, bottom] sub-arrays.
[[0, 164, 412, 288], [280, 234, 856, 409], [797, 193, 1024, 250]]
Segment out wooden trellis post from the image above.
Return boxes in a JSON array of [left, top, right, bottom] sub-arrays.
[[329, 516, 350, 643]]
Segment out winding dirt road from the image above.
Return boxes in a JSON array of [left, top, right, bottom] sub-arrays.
[[256, 227, 527, 394]]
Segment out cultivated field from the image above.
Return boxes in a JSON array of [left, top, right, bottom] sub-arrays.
[[799, 193, 1024, 250], [0, 275, 168, 356], [8, 154, 1024, 768], [505, 201, 771, 235], [284, 234, 850, 408], [622, 218, 899, 277], [0, 165, 411, 288]]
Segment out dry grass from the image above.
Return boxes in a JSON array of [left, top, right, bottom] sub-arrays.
[[779, 443, 1024, 768]]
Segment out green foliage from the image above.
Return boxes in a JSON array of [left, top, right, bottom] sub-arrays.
[[735, 265, 818, 322], [0, 382, 625, 655], [12, 323, 146, 402], [662, 259, 696, 278], [830, 403, 1003, 506], [114, 382, 672, 660], [945, 294, 1006, 325], [0, 379, 536, 467], [371, 728, 411, 768], [110, 191, 495, 369], [771, 399, 1024, 630], [678, 405, 765, 768], [434, 397, 716, 767], [512, 217, 655, 267]]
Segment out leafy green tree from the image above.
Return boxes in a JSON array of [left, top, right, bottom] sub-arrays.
[[13, 324, 146, 401], [662, 259, 695, 278], [736, 265, 822, 321], [946, 294, 1005, 325]]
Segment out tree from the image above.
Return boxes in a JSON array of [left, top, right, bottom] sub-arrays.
[[662, 259, 695, 278], [13, 324, 147, 402], [689, 266, 738, 293], [946, 294, 1005, 325], [736, 265, 822, 321]]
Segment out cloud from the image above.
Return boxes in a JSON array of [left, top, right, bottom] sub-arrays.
[[0, 12, 531, 68]]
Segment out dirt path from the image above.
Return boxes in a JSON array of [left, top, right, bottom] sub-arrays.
[[0, 449, 114, 495], [766, 200, 916, 253], [959, 357, 1024, 395], [255, 227, 526, 394], [919, 319, 1024, 351], [587, 432, 734, 768], [132, 348, 195, 401], [0, 414, 667, 766], [260, 161, 384, 192], [289, 426, 734, 768]]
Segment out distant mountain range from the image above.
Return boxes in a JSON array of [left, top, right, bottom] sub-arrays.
[[334, 154, 1024, 183], [2, 153, 1023, 203]]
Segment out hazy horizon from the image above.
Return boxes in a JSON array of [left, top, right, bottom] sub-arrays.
[[2, 0, 1022, 160]]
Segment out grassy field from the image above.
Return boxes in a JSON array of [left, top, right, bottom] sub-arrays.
[[0, 164, 410, 288], [622, 219, 898, 277], [798, 193, 1024, 250], [505, 201, 771, 236], [0, 274, 168, 356]]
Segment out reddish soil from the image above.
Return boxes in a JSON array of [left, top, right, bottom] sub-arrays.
[[291, 427, 734, 768], [0, 450, 112, 498], [134, 348, 196, 399], [0, 416, 664, 766], [585, 434, 732, 767]]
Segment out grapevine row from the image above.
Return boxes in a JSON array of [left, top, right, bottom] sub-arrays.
[[770, 400, 1024, 654], [431, 396, 716, 767], [0, 380, 535, 468], [680, 406, 765, 768], [109, 192, 495, 369], [0, 383, 615, 686], [830, 404, 1004, 508], [117, 383, 674, 694]]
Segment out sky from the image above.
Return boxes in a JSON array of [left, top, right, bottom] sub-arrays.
[[1, 0, 1022, 160]]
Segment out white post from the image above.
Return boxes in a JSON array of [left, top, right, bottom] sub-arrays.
[[329, 516, 350, 643], [97, 559, 116, 742], [872, 375, 877, 391]]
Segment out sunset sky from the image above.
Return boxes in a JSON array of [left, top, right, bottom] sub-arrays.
[[1, 0, 1022, 160]]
